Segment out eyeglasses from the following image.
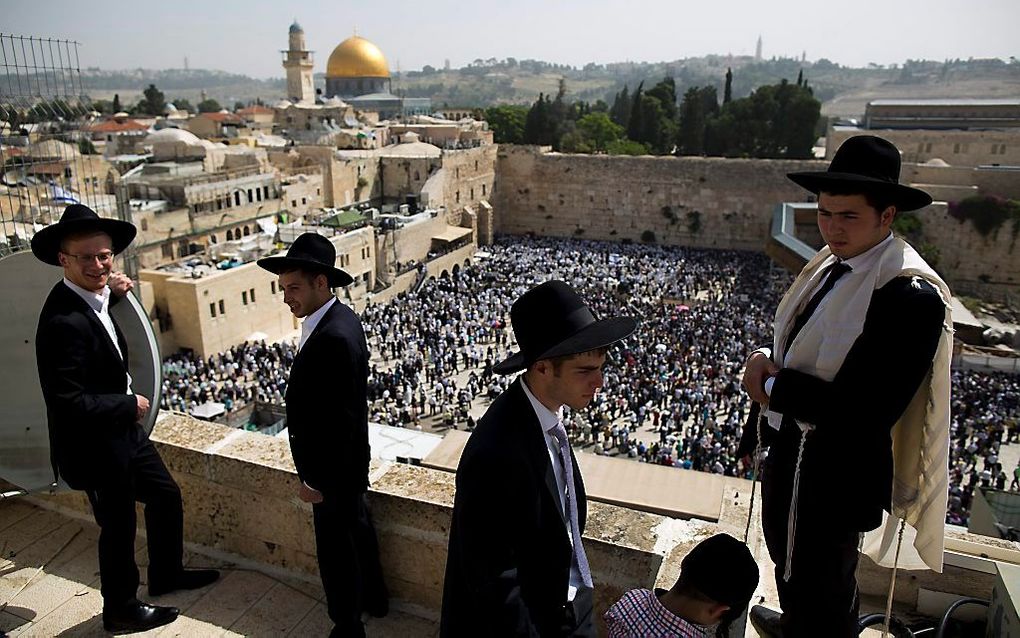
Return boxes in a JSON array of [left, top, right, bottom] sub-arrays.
[[62, 251, 115, 265]]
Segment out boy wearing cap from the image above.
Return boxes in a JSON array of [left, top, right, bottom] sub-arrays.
[[33, 204, 218, 633], [604, 533, 759, 638], [739, 136, 953, 636], [257, 232, 387, 638], [441, 280, 636, 637]]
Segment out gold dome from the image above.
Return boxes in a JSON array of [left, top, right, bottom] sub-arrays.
[[325, 35, 390, 78]]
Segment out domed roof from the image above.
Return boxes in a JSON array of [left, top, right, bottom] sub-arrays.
[[27, 139, 81, 159], [289, 21, 303, 34], [326, 35, 389, 79], [145, 128, 202, 145]]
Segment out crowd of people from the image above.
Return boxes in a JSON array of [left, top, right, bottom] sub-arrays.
[[159, 235, 1020, 526], [947, 369, 1020, 526], [160, 340, 295, 414]]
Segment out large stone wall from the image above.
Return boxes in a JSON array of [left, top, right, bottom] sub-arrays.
[[494, 146, 823, 251], [494, 146, 1020, 298]]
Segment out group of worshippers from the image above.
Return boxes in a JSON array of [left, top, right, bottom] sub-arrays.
[[947, 368, 1020, 526], [160, 340, 295, 414], [33, 135, 955, 637]]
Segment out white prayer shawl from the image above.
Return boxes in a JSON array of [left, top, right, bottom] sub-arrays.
[[765, 236, 953, 573]]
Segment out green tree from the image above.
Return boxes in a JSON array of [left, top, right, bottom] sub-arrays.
[[610, 85, 631, 127], [484, 105, 528, 144], [234, 101, 246, 111], [723, 68, 733, 104], [138, 84, 165, 116], [112, 93, 122, 113], [172, 98, 194, 113], [523, 93, 553, 145], [606, 138, 648, 155], [197, 98, 223, 113], [576, 112, 623, 152], [626, 82, 645, 143], [678, 86, 718, 155], [78, 137, 97, 155]]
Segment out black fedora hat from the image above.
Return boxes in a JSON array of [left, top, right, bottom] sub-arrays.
[[492, 280, 637, 376], [257, 232, 354, 287], [30, 204, 137, 266], [787, 135, 932, 212]]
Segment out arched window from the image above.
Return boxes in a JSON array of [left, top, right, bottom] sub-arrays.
[[243, 226, 251, 236], [226, 229, 234, 241]]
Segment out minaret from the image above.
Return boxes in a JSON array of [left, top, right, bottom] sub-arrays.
[[282, 21, 315, 104], [755, 35, 763, 61]]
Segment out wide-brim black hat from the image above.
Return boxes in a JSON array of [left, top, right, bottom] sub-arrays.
[[492, 280, 636, 376], [257, 232, 354, 287], [30, 204, 137, 266], [787, 135, 933, 212]]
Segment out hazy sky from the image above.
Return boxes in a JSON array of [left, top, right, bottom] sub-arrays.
[[6, 0, 1017, 78]]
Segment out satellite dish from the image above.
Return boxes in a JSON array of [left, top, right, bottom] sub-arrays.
[[0, 251, 162, 494]]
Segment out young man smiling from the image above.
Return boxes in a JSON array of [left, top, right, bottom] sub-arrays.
[[441, 280, 636, 637], [33, 205, 218, 634], [739, 136, 954, 637]]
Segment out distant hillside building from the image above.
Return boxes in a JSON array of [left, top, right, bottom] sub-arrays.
[[863, 99, 1020, 130]]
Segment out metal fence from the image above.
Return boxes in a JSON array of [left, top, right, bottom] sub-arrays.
[[0, 34, 126, 259]]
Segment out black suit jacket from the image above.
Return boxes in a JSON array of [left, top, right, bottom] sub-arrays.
[[740, 275, 945, 531], [36, 281, 138, 490], [285, 299, 371, 496], [441, 378, 587, 638]]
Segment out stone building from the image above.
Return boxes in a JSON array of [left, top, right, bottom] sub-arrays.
[[140, 226, 376, 357]]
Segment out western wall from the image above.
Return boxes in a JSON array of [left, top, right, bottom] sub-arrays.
[[493, 146, 1020, 298]]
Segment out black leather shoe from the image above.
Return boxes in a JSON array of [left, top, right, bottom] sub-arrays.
[[749, 605, 784, 638], [103, 600, 179, 633], [148, 568, 221, 596]]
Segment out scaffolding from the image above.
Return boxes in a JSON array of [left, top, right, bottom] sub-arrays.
[[0, 33, 133, 272]]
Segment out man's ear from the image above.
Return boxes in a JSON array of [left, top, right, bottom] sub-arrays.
[[707, 602, 731, 623]]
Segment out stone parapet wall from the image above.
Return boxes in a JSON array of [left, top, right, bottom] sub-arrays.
[[28, 414, 700, 632]]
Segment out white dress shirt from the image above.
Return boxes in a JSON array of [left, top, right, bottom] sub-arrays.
[[763, 232, 894, 396], [62, 278, 133, 393], [298, 296, 336, 351], [520, 378, 585, 601]]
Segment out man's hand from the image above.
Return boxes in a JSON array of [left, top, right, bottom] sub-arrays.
[[742, 351, 779, 405], [135, 395, 151, 422], [299, 482, 324, 504], [109, 272, 134, 297]]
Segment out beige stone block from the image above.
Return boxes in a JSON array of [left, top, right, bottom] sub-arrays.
[[180, 568, 276, 629], [375, 529, 447, 604], [0, 500, 39, 533], [207, 450, 299, 501], [228, 581, 317, 636], [9, 586, 103, 637], [289, 601, 333, 636]]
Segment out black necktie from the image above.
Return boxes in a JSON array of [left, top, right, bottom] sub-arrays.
[[784, 262, 852, 353]]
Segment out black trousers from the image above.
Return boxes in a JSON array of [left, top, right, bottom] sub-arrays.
[[312, 492, 388, 637], [85, 428, 184, 607], [761, 450, 860, 638]]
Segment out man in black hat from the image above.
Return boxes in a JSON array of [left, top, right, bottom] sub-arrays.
[[441, 280, 637, 637], [739, 136, 952, 636], [604, 533, 759, 638], [33, 204, 219, 633], [257, 232, 387, 638]]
